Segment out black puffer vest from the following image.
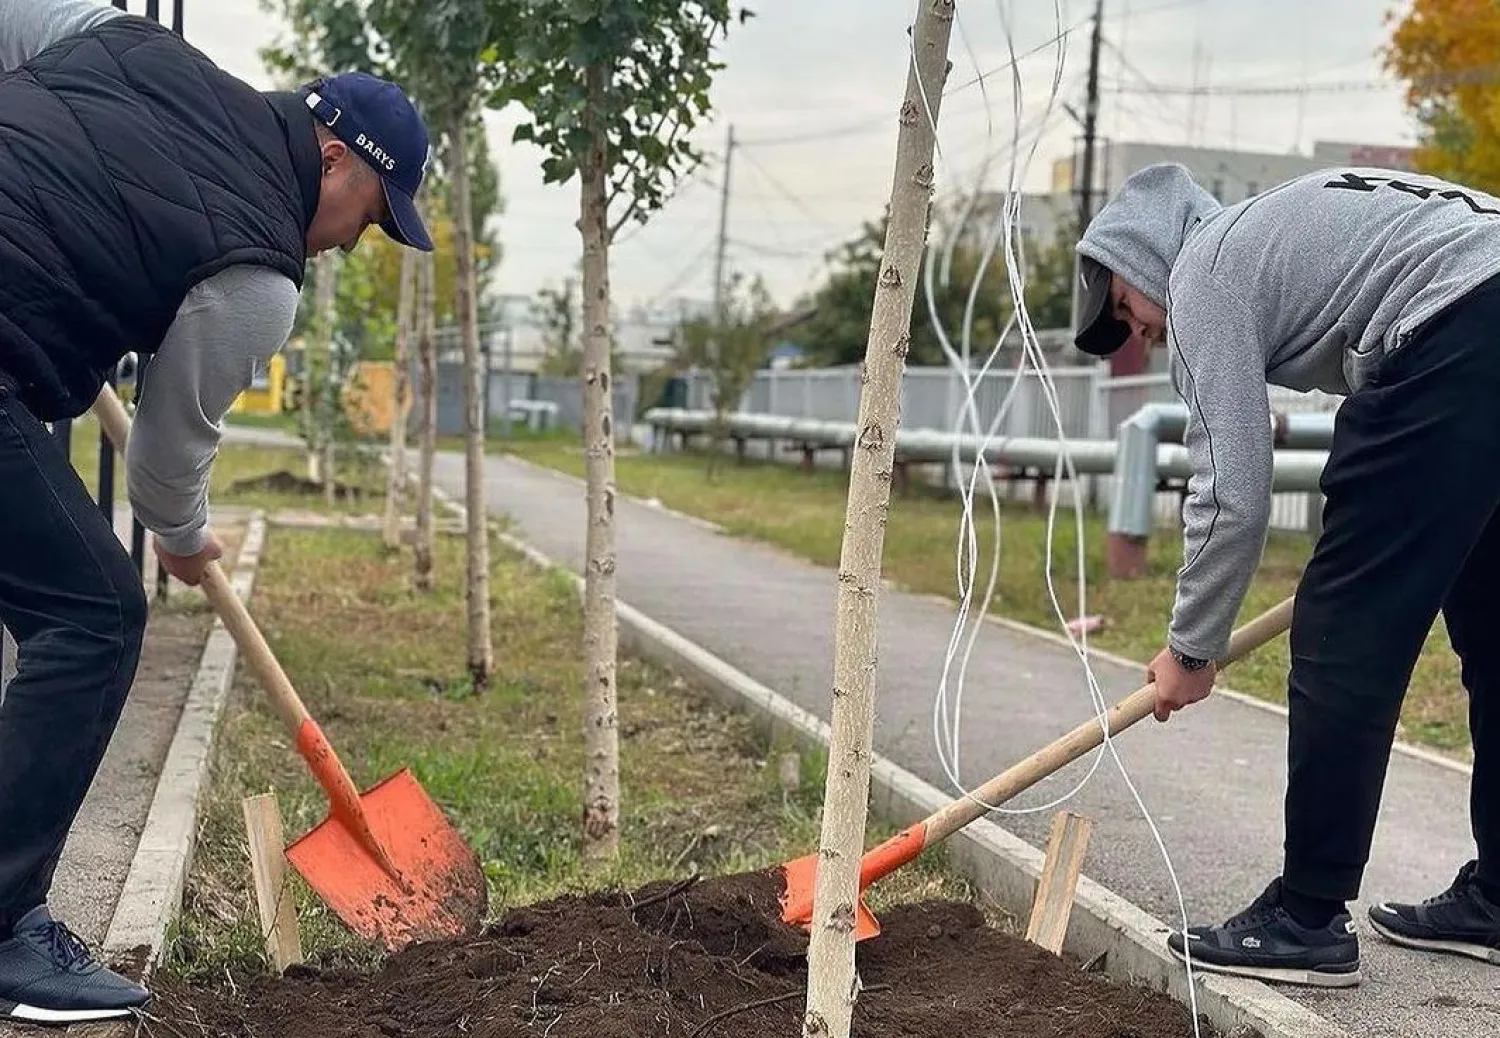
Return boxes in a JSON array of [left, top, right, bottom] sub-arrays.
[[0, 14, 321, 421]]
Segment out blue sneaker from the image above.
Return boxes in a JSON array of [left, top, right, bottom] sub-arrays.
[[1167, 878, 1361, 988], [0, 906, 149, 1024]]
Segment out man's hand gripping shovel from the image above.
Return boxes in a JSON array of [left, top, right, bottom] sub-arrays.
[[777, 595, 1296, 941], [92, 384, 487, 951]]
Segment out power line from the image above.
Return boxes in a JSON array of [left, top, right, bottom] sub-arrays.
[[1103, 77, 1402, 97], [736, 14, 1090, 149], [736, 147, 839, 228]]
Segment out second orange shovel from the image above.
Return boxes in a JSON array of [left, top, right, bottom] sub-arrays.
[[777, 594, 1296, 940]]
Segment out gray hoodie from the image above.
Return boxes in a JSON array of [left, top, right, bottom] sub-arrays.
[[1079, 162, 1500, 659]]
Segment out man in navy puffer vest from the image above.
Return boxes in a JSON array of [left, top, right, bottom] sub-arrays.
[[0, 0, 434, 1022]]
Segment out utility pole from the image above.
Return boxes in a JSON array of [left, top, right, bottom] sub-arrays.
[[712, 124, 734, 325], [1069, 0, 1104, 341], [1077, 0, 1104, 235]]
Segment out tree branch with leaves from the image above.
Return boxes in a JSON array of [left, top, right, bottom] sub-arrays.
[[673, 270, 779, 479], [260, 0, 508, 689], [489, 0, 751, 862]]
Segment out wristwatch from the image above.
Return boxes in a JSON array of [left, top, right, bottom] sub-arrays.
[[1170, 646, 1212, 672]]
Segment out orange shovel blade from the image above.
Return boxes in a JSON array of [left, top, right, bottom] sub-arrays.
[[778, 823, 930, 943], [285, 767, 487, 951], [777, 852, 882, 942]]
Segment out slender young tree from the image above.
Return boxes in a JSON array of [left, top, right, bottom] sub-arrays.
[[802, 5, 955, 1037], [383, 247, 417, 550], [491, 0, 749, 861], [260, 0, 506, 686], [414, 242, 438, 593]]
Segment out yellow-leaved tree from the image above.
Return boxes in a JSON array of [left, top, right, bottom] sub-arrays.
[[1383, 0, 1500, 193]]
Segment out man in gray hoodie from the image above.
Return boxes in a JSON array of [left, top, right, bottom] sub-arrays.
[[1075, 161, 1500, 988]]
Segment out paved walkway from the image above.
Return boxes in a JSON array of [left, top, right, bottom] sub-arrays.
[[435, 449, 1500, 1038]]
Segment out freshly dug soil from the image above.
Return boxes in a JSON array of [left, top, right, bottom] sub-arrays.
[[147, 870, 1220, 1038], [226, 469, 366, 500]]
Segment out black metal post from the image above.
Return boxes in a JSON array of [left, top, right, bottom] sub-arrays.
[[98, 371, 116, 527], [53, 419, 72, 460]]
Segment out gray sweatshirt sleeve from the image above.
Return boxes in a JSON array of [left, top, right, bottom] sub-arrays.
[[126, 266, 301, 556], [1165, 271, 1275, 661], [0, 0, 123, 71]]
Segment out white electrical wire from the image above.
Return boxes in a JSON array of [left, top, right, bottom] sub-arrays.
[[907, 3, 1203, 1031]]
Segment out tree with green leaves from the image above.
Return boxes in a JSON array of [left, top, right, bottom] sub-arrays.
[[536, 277, 581, 375], [260, 0, 505, 690], [383, 249, 417, 550], [788, 205, 1074, 367], [489, 0, 751, 862], [673, 269, 779, 478]]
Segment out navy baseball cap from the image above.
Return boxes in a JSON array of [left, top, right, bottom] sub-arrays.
[[302, 72, 435, 252]]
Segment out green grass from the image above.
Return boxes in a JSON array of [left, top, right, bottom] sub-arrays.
[[63, 413, 389, 518], [162, 525, 994, 981], [222, 412, 301, 434], [435, 423, 579, 455], [500, 438, 1472, 760]]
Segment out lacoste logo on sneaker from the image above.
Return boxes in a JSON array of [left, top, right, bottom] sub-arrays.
[[1241, 937, 1261, 949]]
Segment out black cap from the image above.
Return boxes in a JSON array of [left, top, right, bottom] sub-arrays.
[[1074, 254, 1131, 356]]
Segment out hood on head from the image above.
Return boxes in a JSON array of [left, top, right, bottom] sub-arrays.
[[1076, 162, 1221, 311]]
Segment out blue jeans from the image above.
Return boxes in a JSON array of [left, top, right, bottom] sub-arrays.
[[0, 374, 146, 933]]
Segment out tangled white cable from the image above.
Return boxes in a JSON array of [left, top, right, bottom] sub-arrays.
[[907, 3, 1203, 1032]]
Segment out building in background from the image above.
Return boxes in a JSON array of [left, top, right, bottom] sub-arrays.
[[452, 291, 713, 376], [1052, 137, 1418, 208]]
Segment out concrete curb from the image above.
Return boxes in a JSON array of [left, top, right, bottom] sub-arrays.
[[457, 507, 1348, 1038], [101, 511, 269, 977]]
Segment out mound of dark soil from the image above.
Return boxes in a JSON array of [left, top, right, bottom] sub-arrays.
[[146, 870, 1220, 1038], [226, 469, 365, 499]]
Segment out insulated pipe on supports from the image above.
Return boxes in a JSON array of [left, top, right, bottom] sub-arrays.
[[644, 406, 1328, 501], [1104, 401, 1335, 577]]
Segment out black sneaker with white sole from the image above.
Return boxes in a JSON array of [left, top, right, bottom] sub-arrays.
[[0, 906, 150, 1024], [1368, 860, 1500, 964], [1167, 878, 1361, 988]]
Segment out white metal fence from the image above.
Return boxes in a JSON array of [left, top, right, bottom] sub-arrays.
[[680, 365, 1343, 534]]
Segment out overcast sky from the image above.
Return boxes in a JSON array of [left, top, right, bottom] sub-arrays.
[[163, 0, 1419, 313]]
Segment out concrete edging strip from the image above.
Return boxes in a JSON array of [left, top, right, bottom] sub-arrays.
[[479, 516, 1348, 1038], [102, 511, 269, 975]]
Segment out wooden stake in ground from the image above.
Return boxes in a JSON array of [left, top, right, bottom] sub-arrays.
[[802, 5, 955, 1037], [578, 59, 621, 863], [383, 248, 418, 552], [1025, 811, 1094, 956], [414, 240, 439, 593], [241, 793, 303, 973], [449, 113, 495, 689]]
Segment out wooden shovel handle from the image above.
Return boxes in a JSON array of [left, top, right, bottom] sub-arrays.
[[92, 384, 311, 737], [922, 594, 1296, 846]]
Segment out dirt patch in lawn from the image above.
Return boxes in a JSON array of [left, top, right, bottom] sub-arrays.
[[224, 468, 369, 502], [145, 870, 1216, 1038]]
